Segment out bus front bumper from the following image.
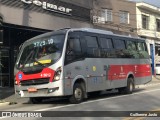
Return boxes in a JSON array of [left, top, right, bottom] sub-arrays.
[[15, 83, 64, 98]]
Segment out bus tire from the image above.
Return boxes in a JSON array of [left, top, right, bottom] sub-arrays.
[[29, 97, 43, 104], [69, 83, 84, 104], [124, 77, 134, 94]]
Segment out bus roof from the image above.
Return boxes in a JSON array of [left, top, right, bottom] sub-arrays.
[[69, 28, 143, 40], [70, 28, 114, 35], [25, 28, 144, 43]]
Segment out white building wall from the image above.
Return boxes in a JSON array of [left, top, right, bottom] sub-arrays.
[[136, 3, 160, 73], [136, 9, 160, 39]]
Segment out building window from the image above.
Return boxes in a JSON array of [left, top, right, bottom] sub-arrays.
[[155, 44, 160, 56], [156, 19, 160, 32], [101, 9, 112, 22], [119, 11, 129, 24], [142, 15, 149, 29]]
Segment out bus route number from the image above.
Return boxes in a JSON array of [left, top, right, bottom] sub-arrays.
[[34, 39, 54, 47]]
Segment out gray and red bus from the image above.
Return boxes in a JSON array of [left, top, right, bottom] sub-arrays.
[[14, 28, 152, 104]]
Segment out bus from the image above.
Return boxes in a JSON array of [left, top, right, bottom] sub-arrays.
[[14, 28, 152, 104]]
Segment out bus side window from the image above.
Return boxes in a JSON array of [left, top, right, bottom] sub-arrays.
[[137, 42, 149, 59], [85, 36, 100, 57], [126, 40, 139, 58], [113, 39, 126, 58], [99, 37, 115, 58], [66, 37, 82, 62]]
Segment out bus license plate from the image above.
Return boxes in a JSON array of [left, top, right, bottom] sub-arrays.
[[28, 87, 37, 92]]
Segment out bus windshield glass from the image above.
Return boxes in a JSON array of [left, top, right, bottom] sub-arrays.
[[17, 34, 65, 69]]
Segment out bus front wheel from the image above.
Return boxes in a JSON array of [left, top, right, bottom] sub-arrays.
[[69, 83, 84, 104]]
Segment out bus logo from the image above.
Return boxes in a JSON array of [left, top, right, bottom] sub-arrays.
[[18, 74, 22, 80]]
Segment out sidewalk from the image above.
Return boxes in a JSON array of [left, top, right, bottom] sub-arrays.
[[0, 76, 160, 106], [152, 75, 160, 83], [0, 87, 28, 106]]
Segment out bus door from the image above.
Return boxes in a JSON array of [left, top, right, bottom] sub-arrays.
[[83, 33, 105, 92], [98, 35, 114, 90], [64, 31, 86, 95]]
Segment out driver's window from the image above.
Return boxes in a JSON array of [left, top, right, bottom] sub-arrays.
[[66, 37, 82, 63]]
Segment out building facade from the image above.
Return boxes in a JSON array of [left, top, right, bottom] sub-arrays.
[[0, 0, 93, 87], [136, 2, 160, 73], [92, 0, 137, 36]]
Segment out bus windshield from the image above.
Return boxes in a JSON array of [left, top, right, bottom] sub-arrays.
[[16, 34, 65, 69]]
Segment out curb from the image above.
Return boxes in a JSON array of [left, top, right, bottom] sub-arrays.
[[0, 102, 10, 106], [0, 100, 17, 106], [136, 82, 160, 88]]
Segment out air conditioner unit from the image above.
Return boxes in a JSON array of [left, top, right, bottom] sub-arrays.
[[99, 17, 105, 24], [93, 16, 98, 23], [93, 16, 105, 24]]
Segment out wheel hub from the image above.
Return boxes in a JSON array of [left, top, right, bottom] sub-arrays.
[[130, 83, 133, 91], [75, 88, 82, 100]]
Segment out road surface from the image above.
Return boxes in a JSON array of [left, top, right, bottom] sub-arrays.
[[1, 83, 160, 120]]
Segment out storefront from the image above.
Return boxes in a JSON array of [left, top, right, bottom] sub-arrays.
[[0, 0, 92, 87], [145, 38, 160, 75]]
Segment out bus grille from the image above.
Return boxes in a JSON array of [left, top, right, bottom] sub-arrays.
[[20, 78, 50, 86]]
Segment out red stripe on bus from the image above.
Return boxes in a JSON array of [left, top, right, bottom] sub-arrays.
[[15, 68, 55, 84], [108, 64, 151, 80]]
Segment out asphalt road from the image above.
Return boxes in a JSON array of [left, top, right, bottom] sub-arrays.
[[1, 84, 160, 120]]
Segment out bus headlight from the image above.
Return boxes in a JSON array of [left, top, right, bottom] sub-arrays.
[[15, 81, 18, 85], [54, 67, 62, 81], [15, 77, 19, 85]]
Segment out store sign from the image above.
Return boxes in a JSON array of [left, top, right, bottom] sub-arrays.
[[21, 0, 72, 15], [2, 0, 90, 22]]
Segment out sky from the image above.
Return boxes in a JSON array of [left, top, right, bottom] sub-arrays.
[[129, 0, 160, 7]]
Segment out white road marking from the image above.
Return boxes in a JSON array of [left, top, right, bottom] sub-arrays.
[[35, 88, 160, 111]]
